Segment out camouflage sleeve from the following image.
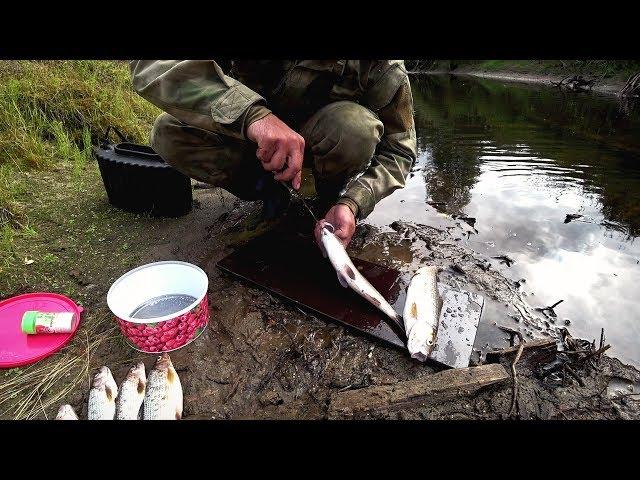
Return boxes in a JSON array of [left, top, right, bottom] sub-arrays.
[[339, 67, 417, 219], [129, 60, 271, 140]]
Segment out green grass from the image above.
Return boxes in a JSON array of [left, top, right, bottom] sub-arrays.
[[0, 60, 160, 232], [0, 61, 161, 418]]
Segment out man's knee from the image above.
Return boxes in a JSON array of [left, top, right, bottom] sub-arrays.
[[150, 113, 193, 168], [303, 101, 383, 177]]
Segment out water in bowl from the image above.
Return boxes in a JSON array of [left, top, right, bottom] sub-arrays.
[[130, 294, 197, 319]]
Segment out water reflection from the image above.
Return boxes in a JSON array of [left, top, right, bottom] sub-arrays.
[[367, 74, 640, 366]]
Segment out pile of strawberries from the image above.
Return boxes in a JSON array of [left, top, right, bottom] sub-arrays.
[[117, 297, 209, 352]]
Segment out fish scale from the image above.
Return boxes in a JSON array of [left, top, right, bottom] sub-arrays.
[[143, 353, 183, 420], [403, 266, 441, 361], [115, 362, 146, 420], [88, 366, 118, 420], [320, 223, 405, 332]]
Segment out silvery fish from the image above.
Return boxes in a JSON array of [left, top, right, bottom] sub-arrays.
[[143, 353, 183, 420], [55, 404, 78, 420], [115, 362, 146, 420], [319, 222, 404, 330], [88, 366, 118, 420], [403, 266, 441, 361]]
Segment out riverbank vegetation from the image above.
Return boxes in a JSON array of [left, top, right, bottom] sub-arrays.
[[0, 61, 159, 418], [408, 60, 640, 84], [0, 61, 159, 270]]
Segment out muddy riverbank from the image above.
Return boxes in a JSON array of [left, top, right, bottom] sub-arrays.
[[445, 69, 626, 96], [3, 69, 640, 420], [2, 162, 639, 419]]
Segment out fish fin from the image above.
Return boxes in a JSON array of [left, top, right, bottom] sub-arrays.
[[105, 386, 114, 402], [337, 271, 349, 288]]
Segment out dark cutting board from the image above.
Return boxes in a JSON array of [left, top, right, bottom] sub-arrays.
[[217, 231, 406, 348], [217, 230, 484, 368]]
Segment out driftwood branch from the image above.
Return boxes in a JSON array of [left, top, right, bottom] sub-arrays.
[[327, 364, 509, 418]]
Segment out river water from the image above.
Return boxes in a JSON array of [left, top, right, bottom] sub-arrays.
[[366, 74, 640, 367]]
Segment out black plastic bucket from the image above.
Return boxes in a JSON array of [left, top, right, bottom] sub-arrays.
[[94, 127, 192, 217]]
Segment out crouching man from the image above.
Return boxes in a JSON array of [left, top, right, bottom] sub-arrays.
[[130, 60, 416, 248]]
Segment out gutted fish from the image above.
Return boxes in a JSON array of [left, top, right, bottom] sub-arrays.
[[55, 404, 78, 420], [403, 266, 441, 361], [87, 366, 118, 420], [115, 362, 146, 420], [319, 222, 404, 330], [143, 353, 183, 420]]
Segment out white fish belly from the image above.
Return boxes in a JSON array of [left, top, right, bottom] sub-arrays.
[[87, 389, 116, 420], [116, 383, 145, 420], [143, 370, 182, 420], [321, 228, 400, 324], [403, 266, 440, 361]]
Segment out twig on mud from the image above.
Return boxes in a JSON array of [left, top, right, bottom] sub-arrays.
[[497, 324, 522, 347], [563, 364, 585, 387], [514, 304, 529, 322], [509, 337, 525, 417], [224, 376, 243, 402], [580, 344, 611, 363], [535, 299, 564, 318]]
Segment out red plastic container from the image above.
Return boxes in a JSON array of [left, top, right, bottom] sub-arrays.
[[107, 261, 209, 353]]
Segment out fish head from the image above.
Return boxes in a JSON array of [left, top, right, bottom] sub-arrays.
[[92, 366, 117, 401], [153, 353, 173, 372], [56, 404, 78, 420], [318, 221, 337, 258], [126, 362, 147, 393]]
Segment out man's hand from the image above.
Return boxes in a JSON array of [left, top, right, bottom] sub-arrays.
[[314, 204, 356, 249], [246, 113, 304, 190]]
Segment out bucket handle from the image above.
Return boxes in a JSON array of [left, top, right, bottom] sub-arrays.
[[100, 126, 129, 148]]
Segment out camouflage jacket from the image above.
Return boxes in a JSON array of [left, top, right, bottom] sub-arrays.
[[130, 60, 416, 219]]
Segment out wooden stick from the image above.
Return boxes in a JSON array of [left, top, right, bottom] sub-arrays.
[[327, 364, 509, 417], [509, 339, 525, 417], [581, 344, 611, 362], [564, 364, 585, 387]]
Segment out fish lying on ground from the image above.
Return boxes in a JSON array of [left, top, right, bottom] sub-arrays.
[[403, 266, 442, 361], [88, 366, 118, 420], [319, 222, 404, 331], [115, 362, 146, 420], [144, 353, 183, 420], [55, 404, 78, 420]]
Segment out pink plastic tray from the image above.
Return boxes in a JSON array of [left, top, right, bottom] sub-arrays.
[[0, 293, 83, 368]]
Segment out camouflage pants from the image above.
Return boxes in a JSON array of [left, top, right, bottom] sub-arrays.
[[150, 101, 384, 203]]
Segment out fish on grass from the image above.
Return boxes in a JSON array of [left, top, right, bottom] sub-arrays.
[[115, 362, 146, 420], [56, 404, 78, 420], [144, 353, 183, 420], [403, 266, 442, 361], [319, 222, 404, 331], [88, 366, 118, 420]]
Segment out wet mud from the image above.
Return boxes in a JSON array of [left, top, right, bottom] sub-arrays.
[[61, 185, 640, 420]]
